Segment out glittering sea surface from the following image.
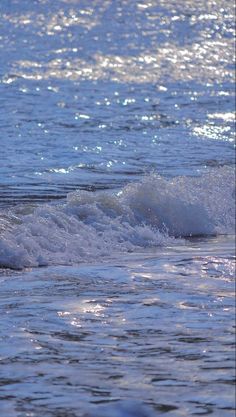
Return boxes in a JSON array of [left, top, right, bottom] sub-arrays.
[[0, 1, 235, 416]]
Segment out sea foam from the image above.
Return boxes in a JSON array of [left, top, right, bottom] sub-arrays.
[[0, 167, 234, 269]]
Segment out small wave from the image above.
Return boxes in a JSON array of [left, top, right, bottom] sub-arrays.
[[85, 400, 156, 417], [0, 167, 234, 269]]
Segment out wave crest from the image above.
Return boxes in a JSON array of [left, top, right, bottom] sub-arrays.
[[0, 167, 234, 269]]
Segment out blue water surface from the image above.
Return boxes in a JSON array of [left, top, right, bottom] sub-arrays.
[[0, 0, 235, 416]]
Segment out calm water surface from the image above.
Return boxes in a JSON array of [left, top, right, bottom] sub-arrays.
[[0, 0, 235, 416]]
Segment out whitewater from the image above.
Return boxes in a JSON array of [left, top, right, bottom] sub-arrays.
[[0, 167, 235, 269]]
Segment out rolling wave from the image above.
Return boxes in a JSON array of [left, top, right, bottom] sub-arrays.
[[0, 167, 234, 269]]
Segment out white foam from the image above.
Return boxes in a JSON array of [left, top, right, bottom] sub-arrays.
[[0, 167, 234, 269]]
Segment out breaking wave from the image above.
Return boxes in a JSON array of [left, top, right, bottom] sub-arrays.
[[0, 167, 234, 269]]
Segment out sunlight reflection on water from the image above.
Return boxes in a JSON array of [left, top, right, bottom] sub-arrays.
[[0, 0, 235, 415]]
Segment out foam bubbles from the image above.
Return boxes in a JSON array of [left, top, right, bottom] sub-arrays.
[[0, 167, 234, 269]]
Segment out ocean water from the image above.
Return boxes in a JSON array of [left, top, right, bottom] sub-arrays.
[[0, 0, 235, 416]]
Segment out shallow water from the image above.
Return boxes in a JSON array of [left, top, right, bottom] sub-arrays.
[[0, 0, 235, 416], [0, 237, 235, 416]]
